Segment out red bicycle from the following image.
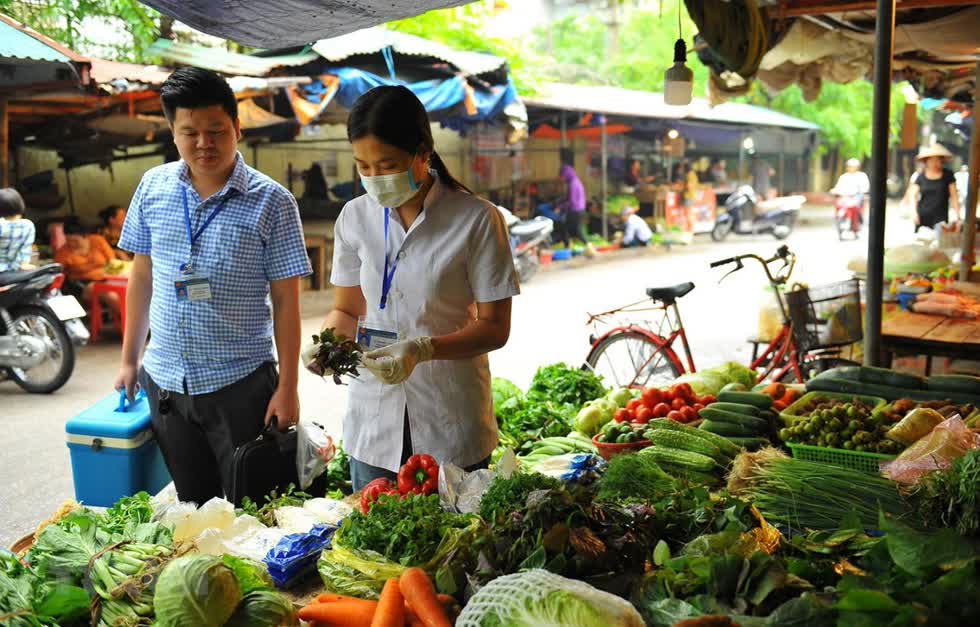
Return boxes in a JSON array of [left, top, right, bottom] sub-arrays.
[[584, 245, 861, 387]]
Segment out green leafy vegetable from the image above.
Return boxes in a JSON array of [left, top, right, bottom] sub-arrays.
[[500, 400, 576, 452], [100, 491, 154, 537], [0, 553, 89, 627], [222, 556, 274, 596], [324, 441, 352, 498], [527, 363, 607, 407], [341, 494, 478, 567], [479, 472, 562, 523], [237, 484, 312, 527], [595, 454, 679, 503], [492, 377, 524, 411], [916, 448, 980, 536], [310, 327, 362, 384], [226, 590, 298, 627]]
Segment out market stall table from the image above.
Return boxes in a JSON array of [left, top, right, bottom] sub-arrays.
[[881, 310, 980, 374]]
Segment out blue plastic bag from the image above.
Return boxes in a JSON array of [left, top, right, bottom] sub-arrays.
[[264, 523, 338, 588]]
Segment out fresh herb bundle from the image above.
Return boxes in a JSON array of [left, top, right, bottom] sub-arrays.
[[527, 363, 607, 407], [917, 448, 980, 536], [311, 328, 362, 384], [341, 494, 477, 567], [594, 454, 679, 503], [238, 484, 312, 527], [478, 472, 562, 523]]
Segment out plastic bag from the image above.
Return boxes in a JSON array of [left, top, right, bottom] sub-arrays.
[[439, 449, 515, 515], [527, 453, 606, 483], [303, 498, 354, 526], [264, 523, 337, 588], [296, 420, 336, 490], [881, 416, 980, 484]]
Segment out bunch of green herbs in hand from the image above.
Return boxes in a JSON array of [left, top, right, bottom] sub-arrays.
[[311, 328, 362, 385], [341, 494, 478, 567]]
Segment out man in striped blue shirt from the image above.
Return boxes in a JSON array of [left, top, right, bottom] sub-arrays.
[[114, 68, 312, 505], [0, 189, 35, 273]]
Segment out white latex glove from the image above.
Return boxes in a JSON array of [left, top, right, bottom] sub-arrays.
[[301, 342, 332, 378], [361, 337, 434, 385]]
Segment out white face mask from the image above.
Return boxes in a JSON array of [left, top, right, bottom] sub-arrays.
[[360, 158, 420, 208]]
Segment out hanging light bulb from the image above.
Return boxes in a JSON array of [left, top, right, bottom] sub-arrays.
[[664, 38, 693, 106], [664, 0, 693, 106], [667, 129, 680, 140]]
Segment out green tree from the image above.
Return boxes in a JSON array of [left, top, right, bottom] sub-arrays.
[[0, 0, 162, 63], [742, 80, 909, 164]]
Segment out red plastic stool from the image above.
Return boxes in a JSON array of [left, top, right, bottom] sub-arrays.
[[89, 278, 128, 343]]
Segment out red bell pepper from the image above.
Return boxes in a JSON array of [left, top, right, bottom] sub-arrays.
[[360, 477, 398, 513], [397, 454, 440, 496]]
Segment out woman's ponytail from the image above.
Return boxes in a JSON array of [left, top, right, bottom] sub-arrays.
[[430, 151, 471, 194]]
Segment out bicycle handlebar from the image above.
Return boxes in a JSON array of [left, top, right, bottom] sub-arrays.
[[710, 247, 796, 285]]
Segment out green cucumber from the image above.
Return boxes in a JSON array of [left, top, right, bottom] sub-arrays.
[[815, 365, 926, 389], [927, 374, 980, 395], [720, 382, 748, 393], [716, 391, 773, 409], [725, 436, 771, 450], [807, 377, 979, 404], [698, 408, 769, 431], [707, 401, 762, 417], [700, 419, 762, 437], [645, 419, 740, 459]]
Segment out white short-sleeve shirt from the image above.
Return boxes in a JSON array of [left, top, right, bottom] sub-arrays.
[[331, 174, 520, 472]]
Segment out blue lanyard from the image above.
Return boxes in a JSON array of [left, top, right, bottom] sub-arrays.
[[380, 207, 399, 310], [182, 188, 229, 250]]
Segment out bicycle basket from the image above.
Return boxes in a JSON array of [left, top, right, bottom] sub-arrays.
[[785, 279, 863, 352]]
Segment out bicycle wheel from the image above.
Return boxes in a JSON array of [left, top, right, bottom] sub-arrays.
[[780, 356, 859, 383], [586, 330, 683, 389]]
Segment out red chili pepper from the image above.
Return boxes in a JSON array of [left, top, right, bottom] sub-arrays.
[[360, 477, 398, 514], [397, 454, 440, 496]]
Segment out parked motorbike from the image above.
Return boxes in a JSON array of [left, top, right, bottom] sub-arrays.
[[498, 206, 554, 284], [0, 264, 89, 393], [711, 185, 803, 242], [832, 191, 864, 240]]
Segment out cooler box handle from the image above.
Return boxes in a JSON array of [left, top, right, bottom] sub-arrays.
[[116, 388, 147, 413]]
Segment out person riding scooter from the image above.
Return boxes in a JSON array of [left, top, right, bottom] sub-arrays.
[[831, 158, 869, 238]]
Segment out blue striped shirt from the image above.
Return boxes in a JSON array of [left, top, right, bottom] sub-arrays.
[[0, 218, 35, 272], [119, 154, 312, 395]]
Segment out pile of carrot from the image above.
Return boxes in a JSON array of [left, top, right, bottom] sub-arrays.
[[298, 567, 458, 627], [761, 382, 801, 412]]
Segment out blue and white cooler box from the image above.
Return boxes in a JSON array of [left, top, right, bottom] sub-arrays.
[[66, 389, 171, 507]]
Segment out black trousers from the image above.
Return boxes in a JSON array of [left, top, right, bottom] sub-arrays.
[[563, 211, 588, 246], [140, 362, 277, 505]]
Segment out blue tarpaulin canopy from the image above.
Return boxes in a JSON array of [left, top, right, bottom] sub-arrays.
[[288, 67, 524, 135]]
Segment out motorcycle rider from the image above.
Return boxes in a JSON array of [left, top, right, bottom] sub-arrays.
[[832, 158, 870, 225]]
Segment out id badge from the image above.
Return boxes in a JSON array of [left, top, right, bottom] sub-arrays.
[[174, 274, 212, 301], [356, 317, 400, 350]]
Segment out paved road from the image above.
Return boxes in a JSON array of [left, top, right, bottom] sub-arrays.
[[0, 209, 902, 547]]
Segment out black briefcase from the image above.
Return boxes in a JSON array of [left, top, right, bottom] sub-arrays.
[[229, 418, 326, 507]]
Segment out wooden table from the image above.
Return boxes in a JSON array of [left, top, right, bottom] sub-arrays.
[[881, 310, 980, 374]]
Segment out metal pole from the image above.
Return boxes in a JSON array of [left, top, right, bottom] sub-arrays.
[[864, 0, 896, 367], [560, 111, 567, 148], [738, 131, 745, 184], [601, 114, 609, 241], [0, 97, 7, 188], [959, 61, 980, 282]]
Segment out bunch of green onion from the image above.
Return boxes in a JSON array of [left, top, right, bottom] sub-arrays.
[[740, 457, 910, 530]]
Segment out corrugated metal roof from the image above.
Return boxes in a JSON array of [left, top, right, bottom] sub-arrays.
[[525, 83, 820, 131], [90, 58, 172, 86], [147, 39, 318, 77], [0, 13, 85, 64], [313, 28, 506, 76], [138, 0, 474, 48]]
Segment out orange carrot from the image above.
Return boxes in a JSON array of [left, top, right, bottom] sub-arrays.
[[371, 579, 406, 627], [400, 568, 451, 627], [764, 382, 786, 399], [316, 593, 351, 604], [405, 607, 425, 627], [778, 389, 797, 405], [298, 599, 378, 626], [772, 400, 788, 412]]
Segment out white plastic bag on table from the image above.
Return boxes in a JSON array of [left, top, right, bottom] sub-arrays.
[[274, 506, 320, 535], [194, 514, 265, 555], [303, 498, 354, 525], [439, 449, 516, 514], [296, 420, 336, 490]]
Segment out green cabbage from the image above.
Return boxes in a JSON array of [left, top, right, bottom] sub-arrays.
[[456, 570, 644, 627], [226, 590, 298, 627], [492, 377, 524, 409], [153, 555, 241, 627]]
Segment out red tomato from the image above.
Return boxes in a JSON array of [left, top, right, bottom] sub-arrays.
[[641, 388, 663, 407], [680, 406, 697, 422], [674, 383, 695, 402], [700, 395, 717, 405], [614, 408, 630, 423], [671, 397, 687, 411], [652, 402, 671, 418], [692, 403, 705, 413], [626, 399, 643, 412], [667, 410, 685, 422], [627, 408, 637, 420], [635, 406, 653, 424], [661, 387, 676, 402]]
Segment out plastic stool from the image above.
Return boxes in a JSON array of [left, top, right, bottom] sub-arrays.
[[90, 278, 128, 343]]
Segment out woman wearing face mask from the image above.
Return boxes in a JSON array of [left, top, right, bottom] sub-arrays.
[[307, 86, 519, 490]]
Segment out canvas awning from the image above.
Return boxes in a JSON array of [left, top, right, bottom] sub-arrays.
[[137, 0, 476, 48]]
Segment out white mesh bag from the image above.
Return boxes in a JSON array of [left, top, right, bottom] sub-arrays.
[[456, 569, 645, 627]]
